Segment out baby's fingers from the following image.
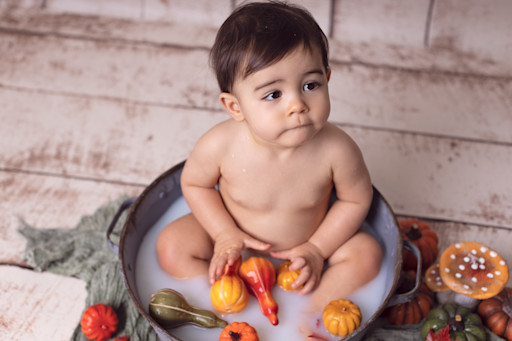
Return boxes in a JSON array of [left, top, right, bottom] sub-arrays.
[[209, 256, 228, 284]]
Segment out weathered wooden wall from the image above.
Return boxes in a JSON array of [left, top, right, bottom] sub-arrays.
[[1, 1, 511, 340]]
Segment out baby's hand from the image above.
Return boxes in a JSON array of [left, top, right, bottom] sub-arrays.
[[210, 230, 270, 284], [271, 242, 325, 295]]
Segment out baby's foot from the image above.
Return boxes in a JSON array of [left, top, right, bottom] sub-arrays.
[[299, 315, 330, 341]]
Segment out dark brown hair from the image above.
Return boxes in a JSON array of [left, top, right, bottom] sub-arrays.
[[210, 1, 329, 93]]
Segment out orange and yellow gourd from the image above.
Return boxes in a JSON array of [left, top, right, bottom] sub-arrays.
[[210, 258, 249, 314], [239, 257, 279, 326]]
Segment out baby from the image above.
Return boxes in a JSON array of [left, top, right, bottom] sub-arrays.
[[156, 1, 382, 315]]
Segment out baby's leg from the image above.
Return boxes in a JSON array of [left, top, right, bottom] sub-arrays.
[[310, 230, 382, 312], [156, 213, 213, 279]]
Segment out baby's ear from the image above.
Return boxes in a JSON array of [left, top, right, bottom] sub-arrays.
[[219, 92, 244, 122], [326, 68, 331, 82]]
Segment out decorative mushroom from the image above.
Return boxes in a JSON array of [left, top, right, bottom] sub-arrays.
[[424, 263, 452, 305], [439, 241, 509, 309]]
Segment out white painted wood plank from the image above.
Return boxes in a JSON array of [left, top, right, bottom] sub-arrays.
[[0, 265, 86, 341], [0, 0, 42, 10], [329, 1, 512, 78], [429, 0, 512, 75], [0, 9, 218, 49], [346, 126, 512, 229], [2, 31, 511, 145], [1, 87, 511, 228], [0, 32, 221, 110], [332, 0, 430, 48], [144, 0, 231, 28], [329, 63, 512, 144], [0, 171, 144, 263], [45, 0, 142, 20], [0, 88, 226, 184], [234, 0, 332, 37]]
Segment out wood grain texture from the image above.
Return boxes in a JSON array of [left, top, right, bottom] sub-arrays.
[[0, 266, 86, 341], [0, 171, 144, 263], [1, 3, 511, 340]]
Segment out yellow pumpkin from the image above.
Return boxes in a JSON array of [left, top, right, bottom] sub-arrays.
[[210, 259, 249, 314], [322, 299, 362, 338], [276, 261, 303, 291]]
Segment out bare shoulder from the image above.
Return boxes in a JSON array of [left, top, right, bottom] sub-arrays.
[[318, 123, 363, 158], [193, 119, 237, 153], [183, 119, 238, 185], [320, 123, 372, 195]]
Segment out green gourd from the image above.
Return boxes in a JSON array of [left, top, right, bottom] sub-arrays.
[[420, 303, 486, 341], [149, 288, 228, 329]]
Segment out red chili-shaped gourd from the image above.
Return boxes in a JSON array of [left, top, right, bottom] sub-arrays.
[[80, 303, 118, 341], [239, 257, 279, 325]]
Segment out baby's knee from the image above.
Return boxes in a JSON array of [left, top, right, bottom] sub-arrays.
[[360, 237, 383, 278]]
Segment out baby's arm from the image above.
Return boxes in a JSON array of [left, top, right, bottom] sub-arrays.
[[272, 128, 373, 294], [181, 125, 270, 284]]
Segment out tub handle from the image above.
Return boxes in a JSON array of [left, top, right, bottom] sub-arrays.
[[106, 197, 137, 255], [385, 240, 422, 307]]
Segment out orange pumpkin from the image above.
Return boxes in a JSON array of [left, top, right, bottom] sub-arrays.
[[80, 303, 118, 341], [383, 270, 435, 325], [219, 322, 259, 341], [322, 299, 362, 338], [399, 218, 438, 272], [210, 258, 249, 314], [276, 261, 303, 291], [477, 287, 512, 341]]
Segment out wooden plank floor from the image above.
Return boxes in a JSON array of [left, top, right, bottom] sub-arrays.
[[1, 3, 511, 340]]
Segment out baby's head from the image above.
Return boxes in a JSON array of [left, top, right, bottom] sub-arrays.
[[210, 1, 329, 93]]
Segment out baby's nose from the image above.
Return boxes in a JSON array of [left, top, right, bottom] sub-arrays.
[[287, 95, 308, 116]]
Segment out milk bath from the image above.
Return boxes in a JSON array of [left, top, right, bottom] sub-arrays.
[[135, 196, 393, 341]]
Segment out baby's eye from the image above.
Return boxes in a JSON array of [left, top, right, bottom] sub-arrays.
[[263, 91, 281, 101], [303, 82, 319, 92]]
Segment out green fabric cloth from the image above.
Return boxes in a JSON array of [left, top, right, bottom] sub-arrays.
[[18, 196, 157, 341], [17, 197, 506, 341]]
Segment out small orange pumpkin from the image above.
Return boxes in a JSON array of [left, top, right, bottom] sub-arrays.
[[322, 299, 362, 338], [80, 303, 118, 341], [399, 218, 438, 272], [383, 270, 435, 325], [276, 261, 303, 291], [219, 322, 259, 341], [210, 258, 249, 314], [477, 287, 512, 341]]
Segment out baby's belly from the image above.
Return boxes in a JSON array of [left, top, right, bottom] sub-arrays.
[[229, 205, 328, 251]]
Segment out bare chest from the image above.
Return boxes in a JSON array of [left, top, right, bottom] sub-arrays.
[[219, 157, 333, 211]]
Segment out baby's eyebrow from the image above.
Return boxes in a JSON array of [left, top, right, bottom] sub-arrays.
[[254, 79, 283, 92], [253, 69, 325, 92], [305, 69, 324, 76]]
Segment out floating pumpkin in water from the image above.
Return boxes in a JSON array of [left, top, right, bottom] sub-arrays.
[[322, 298, 362, 338], [477, 287, 512, 341], [276, 261, 303, 291], [150, 288, 227, 329], [210, 257, 249, 314], [219, 321, 259, 341], [80, 303, 118, 341]]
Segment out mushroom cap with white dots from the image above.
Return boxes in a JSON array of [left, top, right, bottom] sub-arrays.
[[439, 241, 509, 300]]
